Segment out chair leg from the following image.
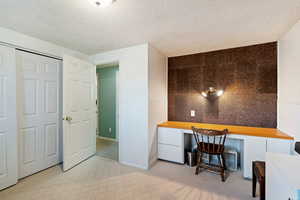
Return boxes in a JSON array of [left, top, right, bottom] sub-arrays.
[[217, 155, 226, 182], [221, 154, 227, 170], [252, 163, 257, 197], [195, 151, 202, 175], [220, 154, 227, 182], [260, 180, 265, 200]]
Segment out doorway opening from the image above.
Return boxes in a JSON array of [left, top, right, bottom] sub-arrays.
[[95, 63, 119, 161]]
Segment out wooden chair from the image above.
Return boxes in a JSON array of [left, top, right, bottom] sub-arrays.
[[192, 127, 228, 182], [252, 161, 265, 200]]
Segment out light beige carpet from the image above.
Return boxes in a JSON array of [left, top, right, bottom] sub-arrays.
[[96, 138, 118, 161], [0, 156, 255, 200], [2, 173, 243, 200]]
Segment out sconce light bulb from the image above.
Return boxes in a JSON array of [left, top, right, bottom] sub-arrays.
[[217, 90, 224, 97], [201, 92, 207, 97]]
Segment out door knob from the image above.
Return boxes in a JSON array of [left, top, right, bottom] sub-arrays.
[[63, 116, 72, 122]]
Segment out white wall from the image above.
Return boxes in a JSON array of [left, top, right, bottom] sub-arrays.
[[148, 45, 168, 167], [0, 27, 87, 59], [278, 20, 300, 144], [90, 44, 150, 169]]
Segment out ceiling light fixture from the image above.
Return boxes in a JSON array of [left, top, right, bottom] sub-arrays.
[[201, 87, 224, 98], [94, 0, 115, 8]]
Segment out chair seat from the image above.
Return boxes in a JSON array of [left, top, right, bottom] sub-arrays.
[[198, 142, 224, 154]]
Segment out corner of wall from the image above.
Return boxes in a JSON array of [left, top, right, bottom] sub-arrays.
[[147, 45, 168, 169], [277, 19, 300, 141]]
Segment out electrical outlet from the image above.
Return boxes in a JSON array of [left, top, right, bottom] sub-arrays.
[[191, 110, 195, 117]]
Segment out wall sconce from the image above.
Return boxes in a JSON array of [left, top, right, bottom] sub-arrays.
[[201, 87, 224, 98]]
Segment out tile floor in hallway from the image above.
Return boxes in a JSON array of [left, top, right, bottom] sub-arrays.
[[96, 138, 118, 161], [0, 156, 257, 200]]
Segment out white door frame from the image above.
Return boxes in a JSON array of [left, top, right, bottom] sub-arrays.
[[115, 69, 119, 142]]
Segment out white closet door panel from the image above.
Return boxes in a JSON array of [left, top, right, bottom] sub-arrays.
[[0, 78, 6, 118], [0, 133, 7, 175], [22, 128, 38, 164], [44, 123, 59, 166], [45, 61, 58, 74], [45, 124, 57, 156], [45, 81, 58, 114], [19, 127, 41, 178], [21, 59, 38, 73], [23, 79, 39, 116], [42, 57, 60, 167], [17, 51, 61, 179], [0, 46, 17, 190], [17, 52, 42, 178]]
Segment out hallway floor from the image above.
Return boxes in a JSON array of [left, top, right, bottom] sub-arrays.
[[0, 156, 255, 200], [96, 138, 118, 161]]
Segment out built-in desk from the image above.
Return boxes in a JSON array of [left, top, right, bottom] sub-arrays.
[[157, 121, 294, 179]]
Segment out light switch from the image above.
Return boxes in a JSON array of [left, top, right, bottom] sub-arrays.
[[191, 110, 195, 117], [109, 128, 112, 133]]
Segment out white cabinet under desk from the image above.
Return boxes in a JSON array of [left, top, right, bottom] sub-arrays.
[[158, 127, 184, 164], [266, 152, 300, 200], [157, 121, 294, 179]]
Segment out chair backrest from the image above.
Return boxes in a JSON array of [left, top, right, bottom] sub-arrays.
[[192, 127, 228, 154]]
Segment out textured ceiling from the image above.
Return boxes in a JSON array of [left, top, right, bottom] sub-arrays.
[[0, 0, 300, 56]]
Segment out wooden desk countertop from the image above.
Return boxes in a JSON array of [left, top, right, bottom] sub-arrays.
[[158, 121, 294, 140]]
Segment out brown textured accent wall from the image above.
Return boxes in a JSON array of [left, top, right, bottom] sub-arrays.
[[168, 42, 277, 128]]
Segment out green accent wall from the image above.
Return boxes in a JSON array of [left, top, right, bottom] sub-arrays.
[[97, 65, 118, 139]]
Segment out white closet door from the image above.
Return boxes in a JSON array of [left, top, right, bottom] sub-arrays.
[[16, 51, 61, 179], [0, 46, 18, 190], [63, 55, 96, 171]]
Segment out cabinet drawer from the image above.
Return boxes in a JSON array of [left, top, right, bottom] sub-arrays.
[[158, 144, 184, 164], [158, 127, 183, 146], [267, 138, 292, 154], [243, 136, 267, 179]]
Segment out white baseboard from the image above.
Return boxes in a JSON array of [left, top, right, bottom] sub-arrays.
[[96, 135, 118, 142], [119, 160, 148, 170]]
